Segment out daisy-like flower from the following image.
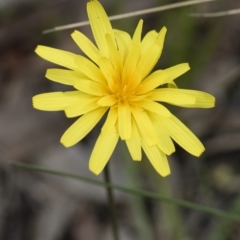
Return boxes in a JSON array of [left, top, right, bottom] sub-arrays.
[[33, 0, 215, 177]]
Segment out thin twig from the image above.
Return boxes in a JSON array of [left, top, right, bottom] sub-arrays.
[[43, 0, 217, 34], [190, 8, 240, 18]]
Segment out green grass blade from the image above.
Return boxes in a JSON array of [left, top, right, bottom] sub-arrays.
[[13, 162, 240, 222]]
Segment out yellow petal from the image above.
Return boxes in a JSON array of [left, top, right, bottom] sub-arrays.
[[131, 106, 158, 147], [164, 63, 190, 81], [161, 115, 205, 156], [98, 57, 117, 92], [137, 27, 167, 79], [35, 46, 79, 71], [74, 79, 108, 96], [97, 95, 117, 106], [136, 71, 169, 94], [168, 81, 178, 88], [101, 107, 118, 133], [33, 91, 82, 111], [132, 19, 143, 44], [149, 88, 196, 106], [65, 97, 100, 118], [105, 34, 123, 72], [75, 56, 106, 83], [127, 69, 142, 91], [141, 140, 170, 177], [125, 119, 142, 161], [118, 101, 131, 140], [61, 108, 107, 147], [149, 112, 175, 155], [137, 99, 171, 117], [46, 69, 86, 86], [137, 44, 161, 79], [87, 0, 115, 57], [89, 127, 119, 175], [122, 43, 141, 85], [114, 29, 131, 62], [64, 91, 89, 97], [71, 30, 102, 64], [128, 94, 150, 102], [155, 27, 167, 48], [170, 90, 215, 108], [141, 30, 158, 54]]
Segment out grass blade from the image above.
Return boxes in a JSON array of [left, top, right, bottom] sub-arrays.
[[13, 162, 240, 222]]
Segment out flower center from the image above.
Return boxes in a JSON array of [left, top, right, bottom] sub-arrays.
[[114, 83, 136, 103], [106, 72, 139, 105]]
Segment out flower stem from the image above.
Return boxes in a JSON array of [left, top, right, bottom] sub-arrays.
[[104, 164, 119, 240]]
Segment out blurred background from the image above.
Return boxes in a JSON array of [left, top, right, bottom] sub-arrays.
[[1, 0, 240, 239]]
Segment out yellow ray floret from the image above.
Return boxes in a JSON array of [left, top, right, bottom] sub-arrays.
[[125, 119, 142, 161], [61, 108, 107, 147], [32, 0, 215, 177]]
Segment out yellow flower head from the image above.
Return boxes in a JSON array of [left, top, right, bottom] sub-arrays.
[[33, 0, 215, 176]]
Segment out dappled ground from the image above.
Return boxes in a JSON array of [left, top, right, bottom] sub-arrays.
[[1, 0, 240, 239]]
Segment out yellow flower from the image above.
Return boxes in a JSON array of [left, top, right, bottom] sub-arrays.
[[33, 0, 215, 176]]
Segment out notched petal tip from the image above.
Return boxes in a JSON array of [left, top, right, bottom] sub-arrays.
[[211, 96, 216, 107], [132, 19, 144, 43], [60, 139, 72, 148], [161, 26, 167, 32], [161, 171, 171, 178], [71, 30, 78, 35], [159, 163, 171, 177], [32, 96, 44, 110], [156, 26, 167, 46], [35, 45, 44, 55], [89, 166, 101, 175], [196, 148, 205, 157], [32, 94, 46, 110], [183, 63, 191, 71], [70, 30, 78, 39], [201, 93, 216, 108], [32, 96, 37, 108], [160, 26, 167, 36]]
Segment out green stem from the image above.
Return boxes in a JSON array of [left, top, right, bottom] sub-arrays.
[[104, 164, 119, 240]]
